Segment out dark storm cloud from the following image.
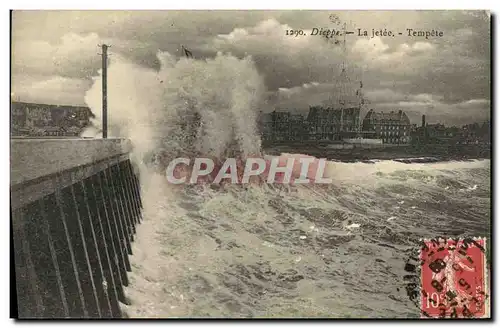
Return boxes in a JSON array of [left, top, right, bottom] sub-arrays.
[[11, 10, 490, 124]]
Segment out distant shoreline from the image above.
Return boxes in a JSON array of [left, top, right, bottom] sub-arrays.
[[262, 143, 491, 163]]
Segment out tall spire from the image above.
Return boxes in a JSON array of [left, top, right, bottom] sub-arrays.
[[338, 22, 350, 108], [337, 23, 351, 132], [357, 80, 364, 135]]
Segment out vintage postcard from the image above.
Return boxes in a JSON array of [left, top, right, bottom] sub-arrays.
[[10, 10, 491, 319]]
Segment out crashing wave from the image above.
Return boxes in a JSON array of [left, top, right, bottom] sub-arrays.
[[84, 51, 264, 173]]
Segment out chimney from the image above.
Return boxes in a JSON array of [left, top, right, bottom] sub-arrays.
[[421, 114, 426, 128]]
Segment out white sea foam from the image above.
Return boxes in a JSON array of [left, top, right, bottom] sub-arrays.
[[84, 51, 264, 167]]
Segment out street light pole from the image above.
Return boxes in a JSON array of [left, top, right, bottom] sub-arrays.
[[101, 44, 109, 138]]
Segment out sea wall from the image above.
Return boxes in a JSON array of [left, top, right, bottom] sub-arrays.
[[11, 138, 143, 318]]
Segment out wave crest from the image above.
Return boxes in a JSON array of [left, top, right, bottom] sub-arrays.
[[84, 51, 265, 167]]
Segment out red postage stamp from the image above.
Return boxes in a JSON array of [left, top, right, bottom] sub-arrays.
[[420, 237, 489, 318]]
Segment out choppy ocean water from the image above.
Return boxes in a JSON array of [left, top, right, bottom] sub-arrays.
[[120, 157, 490, 318], [79, 47, 491, 319]]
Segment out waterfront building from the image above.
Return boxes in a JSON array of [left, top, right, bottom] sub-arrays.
[[258, 106, 362, 142], [11, 104, 27, 130], [257, 110, 292, 142], [66, 126, 83, 136], [426, 123, 447, 138], [461, 121, 491, 144], [306, 106, 360, 141], [258, 111, 274, 141], [410, 114, 491, 145], [361, 109, 412, 144], [11, 101, 94, 137], [271, 110, 291, 141], [289, 113, 306, 141], [42, 126, 67, 137], [259, 25, 365, 143]]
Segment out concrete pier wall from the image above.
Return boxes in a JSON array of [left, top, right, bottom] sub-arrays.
[[11, 138, 143, 318]]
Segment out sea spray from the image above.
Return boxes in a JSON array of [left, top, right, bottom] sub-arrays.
[[84, 51, 265, 168]]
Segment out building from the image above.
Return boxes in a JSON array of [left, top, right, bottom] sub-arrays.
[[258, 106, 362, 142], [11, 101, 94, 137], [66, 126, 83, 136], [410, 114, 488, 145], [11, 104, 27, 129], [426, 123, 447, 138], [271, 110, 292, 141], [461, 121, 491, 144], [362, 109, 411, 144], [42, 126, 67, 137], [11, 127, 31, 137], [258, 111, 308, 141], [306, 106, 360, 141], [289, 114, 306, 141], [258, 111, 274, 141], [258, 110, 292, 142]]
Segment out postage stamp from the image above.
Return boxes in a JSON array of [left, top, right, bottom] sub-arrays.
[[419, 237, 489, 318]]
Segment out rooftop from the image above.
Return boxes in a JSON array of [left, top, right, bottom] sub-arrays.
[[364, 109, 410, 123]]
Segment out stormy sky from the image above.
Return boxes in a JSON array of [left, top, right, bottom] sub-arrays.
[[12, 10, 490, 126]]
